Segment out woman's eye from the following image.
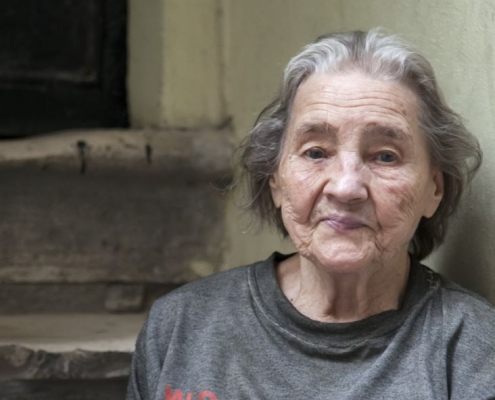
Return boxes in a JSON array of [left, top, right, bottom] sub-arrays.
[[305, 149, 324, 160], [377, 152, 397, 163]]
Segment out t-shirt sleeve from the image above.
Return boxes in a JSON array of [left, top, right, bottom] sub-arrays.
[[442, 287, 495, 399], [447, 327, 495, 399], [126, 325, 151, 400], [126, 299, 171, 400]]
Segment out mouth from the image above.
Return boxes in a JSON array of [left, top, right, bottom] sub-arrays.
[[322, 215, 366, 231]]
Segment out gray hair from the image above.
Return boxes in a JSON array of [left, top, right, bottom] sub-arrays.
[[240, 28, 482, 260]]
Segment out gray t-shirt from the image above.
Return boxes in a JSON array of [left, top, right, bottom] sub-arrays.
[[127, 253, 495, 400]]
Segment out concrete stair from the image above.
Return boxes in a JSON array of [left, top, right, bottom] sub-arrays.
[[0, 128, 232, 398]]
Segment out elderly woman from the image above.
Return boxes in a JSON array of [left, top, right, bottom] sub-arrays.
[[127, 29, 495, 399]]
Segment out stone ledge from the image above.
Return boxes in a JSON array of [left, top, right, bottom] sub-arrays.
[[0, 171, 227, 283], [0, 314, 146, 380], [0, 283, 180, 314], [0, 128, 235, 181], [0, 130, 231, 285], [0, 379, 128, 400]]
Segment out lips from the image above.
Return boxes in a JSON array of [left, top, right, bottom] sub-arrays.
[[322, 215, 365, 231]]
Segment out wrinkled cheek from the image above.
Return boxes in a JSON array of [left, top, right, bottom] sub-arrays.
[[377, 182, 423, 243], [278, 187, 316, 249], [279, 190, 309, 230], [279, 174, 318, 224], [276, 162, 324, 249]]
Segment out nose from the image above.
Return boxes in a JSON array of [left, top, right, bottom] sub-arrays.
[[322, 151, 369, 204]]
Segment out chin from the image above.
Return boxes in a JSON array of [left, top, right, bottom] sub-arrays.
[[304, 245, 375, 275], [298, 229, 377, 274]]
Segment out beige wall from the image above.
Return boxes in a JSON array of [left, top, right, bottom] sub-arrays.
[[129, 0, 495, 303], [129, 0, 226, 128]]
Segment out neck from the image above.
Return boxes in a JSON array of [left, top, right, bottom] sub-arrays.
[[276, 253, 410, 323]]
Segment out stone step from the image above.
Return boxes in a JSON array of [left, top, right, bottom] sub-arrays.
[[0, 128, 232, 286], [0, 379, 128, 400], [0, 283, 179, 314], [0, 128, 234, 181], [0, 313, 146, 381], [0, 128, 230, 397]]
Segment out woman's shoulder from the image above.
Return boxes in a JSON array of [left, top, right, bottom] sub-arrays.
[[433, 276, 495, 395], [434, 274, 495, 354], [148, 256, 271, 323], [438, 276, 495, 326], [153, 264, 250, 311]]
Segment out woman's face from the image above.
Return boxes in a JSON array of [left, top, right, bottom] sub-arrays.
[[270, 72, 444, 272]]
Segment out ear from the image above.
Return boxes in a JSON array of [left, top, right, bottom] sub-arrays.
[[423, 169, 444, 218], [269, 172, 283, 208]]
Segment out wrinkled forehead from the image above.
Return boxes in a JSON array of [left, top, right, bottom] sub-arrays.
[[285, 72, 422, 142]]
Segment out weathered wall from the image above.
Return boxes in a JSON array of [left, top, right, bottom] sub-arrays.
[[128, 0, 226, 128], [128, 0, 495, 303]]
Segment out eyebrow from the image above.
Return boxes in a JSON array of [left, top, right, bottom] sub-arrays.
[[294, 121, 410, 142], [364, 125, 410, 142], [294, 122, 338, 138]]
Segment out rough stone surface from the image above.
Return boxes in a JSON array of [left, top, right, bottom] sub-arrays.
[[104, 284, 146, 312], [0, 169, 227, 284], [0, 314, 145, 353], [0, 314, 145, 380], [0, 379, 128, 400], [0, 283, 179, 314], [0, 128, 232, 387], [0, 346, 132, 380], [0, 128, 234, 181], [0, 128, 232, 286]]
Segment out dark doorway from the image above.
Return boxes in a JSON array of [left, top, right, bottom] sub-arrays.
[[0, 0, 128, 138]]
